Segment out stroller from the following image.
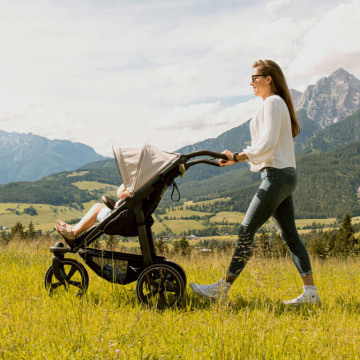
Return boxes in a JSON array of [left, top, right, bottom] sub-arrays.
[[45, 143, 227, 309]]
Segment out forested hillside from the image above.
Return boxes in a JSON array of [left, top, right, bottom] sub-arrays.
[[301, 111, 360, 154], [0, 166, 121, 207], [225, 142, 360, 218]]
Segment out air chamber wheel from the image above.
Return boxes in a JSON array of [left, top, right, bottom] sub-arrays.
[[136, 263, 185, 309], [161, 260, 187, 287], [44, 258, 89, 296]]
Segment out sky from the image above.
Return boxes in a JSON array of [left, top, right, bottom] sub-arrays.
[[0, 0, 359, 156]]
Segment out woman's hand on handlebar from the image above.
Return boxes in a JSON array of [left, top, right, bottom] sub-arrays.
[[219, 150, 249, 167], [219, 150, 235, 167]]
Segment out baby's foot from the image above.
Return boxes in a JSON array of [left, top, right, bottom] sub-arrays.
[[55, 222, 76, 241]]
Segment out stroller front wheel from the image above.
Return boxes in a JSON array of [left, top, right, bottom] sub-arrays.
[[44, 258, 89, 296], [136, 264, 185, 309]]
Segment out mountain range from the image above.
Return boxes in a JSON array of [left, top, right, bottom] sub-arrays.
[[0, 68, 359, 218], [0, 131, 107, 184]]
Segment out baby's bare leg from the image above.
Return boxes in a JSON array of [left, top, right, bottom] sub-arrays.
[[72, 203, 106, 235]]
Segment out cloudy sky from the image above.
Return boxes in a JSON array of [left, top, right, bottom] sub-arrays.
[[0, 0, 359, 156]]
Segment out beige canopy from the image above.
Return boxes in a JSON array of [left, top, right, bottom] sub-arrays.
[[112, 143, 180, 194]]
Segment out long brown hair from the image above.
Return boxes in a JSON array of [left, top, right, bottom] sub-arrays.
[[253, 59, 300, 138]]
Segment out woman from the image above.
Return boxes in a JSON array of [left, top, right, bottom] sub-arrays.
[[190, 60, 320, 305], [55, 184, 131, 241]]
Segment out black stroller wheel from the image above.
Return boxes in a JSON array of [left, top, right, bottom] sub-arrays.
[[136, 264, 185, 309], [161, 260, 187, 287], [44, 259, 89, 296]]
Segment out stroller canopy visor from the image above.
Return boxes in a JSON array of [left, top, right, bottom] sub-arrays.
[[113, 143, 180, 193]]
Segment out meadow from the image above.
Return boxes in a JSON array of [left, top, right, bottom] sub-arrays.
[[3, 193, 355, 238], [1, 240, 360, 359]]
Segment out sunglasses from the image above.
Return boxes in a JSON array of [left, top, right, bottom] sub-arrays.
[[251, 75, 267, 82]]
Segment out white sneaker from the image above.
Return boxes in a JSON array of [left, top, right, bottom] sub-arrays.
[[189, 279, 231, 301], [283, 286, 321, 306]]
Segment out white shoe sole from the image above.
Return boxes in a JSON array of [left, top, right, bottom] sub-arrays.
[[189, 283, 213, 301], [282, 298, 321, 306]]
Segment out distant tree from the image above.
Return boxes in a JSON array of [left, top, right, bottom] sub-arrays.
[[155, 237, 168, 255], [26, 221, 37, 240], [173, 237, 191, 256], [0, 231, 10, 246], [178, 237, 191, 255], [173, 240, 181, 254], [307, 230, 330, 259], [10, 221, 25, 240], [91, 238, 102, 249], [271, 233, 288, 258], [256, 230, 271, 258], [105, 235, 119, 250], [332, 212, 358, 256], [23, 206, 38, 216]]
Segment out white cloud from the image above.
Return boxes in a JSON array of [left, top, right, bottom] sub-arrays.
[[265, 0, 291, 13], [156, 65, 199, 86], [154, 98, 262, 131], [0, 0, 358, 156], [153, 102, 221, 130], [151, 97, 261, 150], [213, 17, 314, 59], [288, 0, 360, 77]]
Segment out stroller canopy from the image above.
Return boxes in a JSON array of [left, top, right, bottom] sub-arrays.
[[113, 143, 180, 193]]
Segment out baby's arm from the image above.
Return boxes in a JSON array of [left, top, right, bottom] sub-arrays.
[[116, 184, 131, 200]]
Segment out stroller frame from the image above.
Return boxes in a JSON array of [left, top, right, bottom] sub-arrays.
[[45, 148, 227, 309]]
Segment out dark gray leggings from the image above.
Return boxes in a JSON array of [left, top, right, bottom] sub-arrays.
[[228, 167, 312, 277]]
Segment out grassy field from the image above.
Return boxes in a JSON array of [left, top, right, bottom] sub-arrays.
[[0, 201, 98, 232], [72, 181, 117, 193], [1, 240, 360, 359], [294, 218, 337, 228], [0, 181, 117, 232], [210, 211, 245, 224], [184, 197, 232, 206]]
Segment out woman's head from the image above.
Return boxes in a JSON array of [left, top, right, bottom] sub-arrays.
[[252, 59, 300, 138]]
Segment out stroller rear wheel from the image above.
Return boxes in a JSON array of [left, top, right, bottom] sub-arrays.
[[44, 258, 89, 296], [136, 264, 185, 309], [161, 260, 187, 287]]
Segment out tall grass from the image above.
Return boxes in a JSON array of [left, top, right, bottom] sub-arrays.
[[1, 240, 360, 359]]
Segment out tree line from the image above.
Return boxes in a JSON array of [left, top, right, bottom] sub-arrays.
[[2, 213, 359, 261]]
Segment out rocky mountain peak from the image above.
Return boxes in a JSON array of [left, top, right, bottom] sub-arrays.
[[331, 67, 349, 80], [292, 68, 360, 127]]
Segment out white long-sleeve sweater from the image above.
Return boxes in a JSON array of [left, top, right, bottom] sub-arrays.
[[243, 95, 296, 172]]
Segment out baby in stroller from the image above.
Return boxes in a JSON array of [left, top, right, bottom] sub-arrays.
[[55, 184, 131, 241]]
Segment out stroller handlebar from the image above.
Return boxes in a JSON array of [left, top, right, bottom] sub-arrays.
[[184, 159, 221, 170], [182, 150, 229, 161], [181, 150, 230, 171]]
